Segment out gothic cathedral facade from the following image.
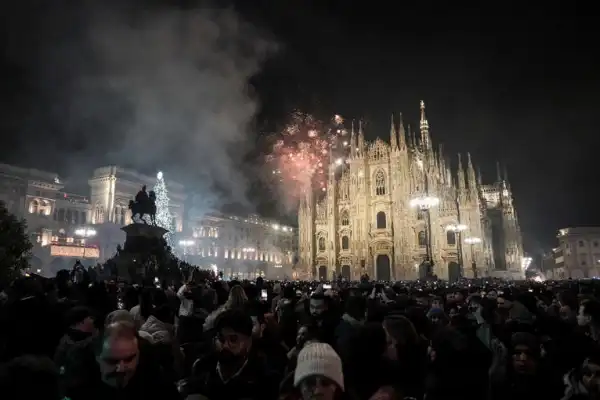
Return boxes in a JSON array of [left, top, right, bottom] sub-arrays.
[[298, 101, 524, 281]]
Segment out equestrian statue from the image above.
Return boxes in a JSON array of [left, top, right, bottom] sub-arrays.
[[128, 185, 157, 225]]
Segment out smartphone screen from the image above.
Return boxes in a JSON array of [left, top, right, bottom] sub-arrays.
[[323, 284, 332, 290], [261, 289, 268, 300]]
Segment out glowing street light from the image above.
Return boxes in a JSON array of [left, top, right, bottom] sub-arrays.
[[409, 196, 440, 210], [410, 194, 439, 279], [464, 237, 481, 245], [521, 256, 532, 271], [75, 228, 96, 237], [445, 224, 467, 232], [446, 224, 468, 280]]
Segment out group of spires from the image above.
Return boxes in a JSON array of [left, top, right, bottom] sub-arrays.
[[340, 100, 510, 191], [345, 100, 434, 158]]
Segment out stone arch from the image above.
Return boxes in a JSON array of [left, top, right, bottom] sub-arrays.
[[340, 210, 349, 226], [446, 230, 456, 246], [376, 211, 387, 229], [341, 235, 349, 250], [374, 169, 386, 196], [29, 199, 39, 214], [318, 236, 326, 251]]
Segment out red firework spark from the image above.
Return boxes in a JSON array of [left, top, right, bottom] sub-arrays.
[[267, 111, 348, 207]]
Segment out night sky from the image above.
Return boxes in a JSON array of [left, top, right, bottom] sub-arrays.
[[0, 1, 598, 254]]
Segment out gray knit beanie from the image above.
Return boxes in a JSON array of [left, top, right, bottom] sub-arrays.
[[293, 342, 344, 391]]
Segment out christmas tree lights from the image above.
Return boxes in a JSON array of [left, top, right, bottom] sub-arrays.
[[154, 171, 173, 247]]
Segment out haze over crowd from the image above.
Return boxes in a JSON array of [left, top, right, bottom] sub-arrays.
[[0, 1, 276, 217]]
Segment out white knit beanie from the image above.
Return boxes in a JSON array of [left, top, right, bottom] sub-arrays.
[[293, 342, 344, 391]]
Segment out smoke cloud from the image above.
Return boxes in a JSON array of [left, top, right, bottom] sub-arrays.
[[9, 1, 275, 216]]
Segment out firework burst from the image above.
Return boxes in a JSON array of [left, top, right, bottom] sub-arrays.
[[266, 111, 349, 209]]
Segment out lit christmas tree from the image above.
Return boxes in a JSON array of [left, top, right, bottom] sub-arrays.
[[154, 171, 173, 247]]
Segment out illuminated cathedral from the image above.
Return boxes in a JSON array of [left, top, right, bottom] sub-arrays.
[[297, 101, 524, 281]]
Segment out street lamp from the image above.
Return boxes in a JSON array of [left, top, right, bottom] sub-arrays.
[[410, 194, 440, 279], [446, 224, 468, 279], [464, 236, 482, 278]]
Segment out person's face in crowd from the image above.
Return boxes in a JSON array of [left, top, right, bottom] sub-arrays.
[[559, 305, 576, 324], [97, 336, 140, 388], [512, 344, 537, 375], [299, 375, 338, 400], [429, 313, 445, 327], [445, 293, 455, 303], [582, 360, 600, 398], [578, 305, 592, 327], [416, 296, 429, 307], [496, 296, 511, 309], [453, 292, 464, 304], [297, 326, 309, 348], [448, 307, 459, 319], [310, 298, 327, 318], [76, 316, 97, 334], [486, 290, 498, 300], [430, 299, 443, 310], [468, 300, 482, 316], [251, 316, 266, 339], [216, 327, 252, 363]]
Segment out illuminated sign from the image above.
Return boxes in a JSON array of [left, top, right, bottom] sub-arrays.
[[50, 245, 100, 259]]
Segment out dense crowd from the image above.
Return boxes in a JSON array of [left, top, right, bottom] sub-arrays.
[[1, 268, 599, 400]]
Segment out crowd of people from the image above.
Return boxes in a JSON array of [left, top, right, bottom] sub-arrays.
[[1, 269, 599, 400]]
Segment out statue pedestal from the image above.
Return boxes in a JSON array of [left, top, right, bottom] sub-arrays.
[[115, 223, 169, 282], [122, 224, 168, 246]]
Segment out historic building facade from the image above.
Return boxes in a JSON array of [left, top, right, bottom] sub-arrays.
[[0, 162, 297, 278], [184, 212, 297, 280], [544, 227, 600, 279], [298, 101, 523, 281]]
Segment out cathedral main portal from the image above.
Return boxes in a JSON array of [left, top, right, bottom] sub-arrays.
[[376, 254, 391, 281], [341, 265, 351, 280], [318, 265, 327, 281], [448, 261, 461, 282]]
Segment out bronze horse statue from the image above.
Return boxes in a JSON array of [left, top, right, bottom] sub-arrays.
[[129, 190, 157, 225]]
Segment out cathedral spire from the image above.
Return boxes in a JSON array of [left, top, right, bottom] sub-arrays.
[[438, 144, 446, 183], [457, 153, 466, 191], [496, 161, 502, 182], [390, 113, 398, 150], [358, 119, 365, 154], [419, 100, 432, 151], [398, 112, 407, 150], [503, 164, 511, 190], [350, 120, 356, 158], [477, 166, 483, 185], [466, 152, 477, 191], [408, 124, 416, 148]]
